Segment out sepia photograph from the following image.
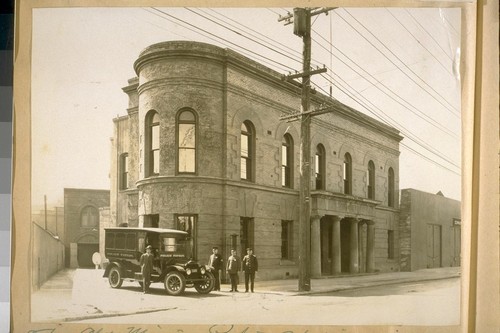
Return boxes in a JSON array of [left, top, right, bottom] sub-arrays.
[[12, 0, 494, 331]]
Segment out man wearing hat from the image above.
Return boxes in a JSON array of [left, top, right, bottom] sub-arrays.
[[139, 245, 154, 293], [242, 248, 258, 292]]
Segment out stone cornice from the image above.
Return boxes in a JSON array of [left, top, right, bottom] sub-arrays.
[[137, 77, 224, 95], [135, 175, 300, 196]]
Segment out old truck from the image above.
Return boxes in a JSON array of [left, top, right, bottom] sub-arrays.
[[103, 227, 214, 295]]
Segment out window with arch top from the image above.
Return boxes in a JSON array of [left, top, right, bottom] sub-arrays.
[[282, 134, 294, 188], [177, 109, 197, 173], [388, 167, 395, 207], [145, 111, 160, 177], [343, 153, 352, 195], [315, 144, 325, 190], [240, 121, 255, 181], [367, 160, 375, 199]]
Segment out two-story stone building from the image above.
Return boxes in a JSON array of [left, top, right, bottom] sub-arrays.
[[109, 41, 403, 280]]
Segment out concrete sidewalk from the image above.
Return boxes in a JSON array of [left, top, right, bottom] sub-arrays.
[[254, 267, 460, 295], [31, 266, 460, 322]]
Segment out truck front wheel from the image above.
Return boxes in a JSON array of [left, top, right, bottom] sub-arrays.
[[164, 271, 186, 296], [194, 272, 215, 294]]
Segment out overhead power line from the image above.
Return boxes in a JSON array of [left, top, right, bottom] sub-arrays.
[[311, 32, 459, 140], [338, 8, 460, 117], [386, 8, 454, 75], [142, 7, 460, 177], [148, 7, 296, 72]]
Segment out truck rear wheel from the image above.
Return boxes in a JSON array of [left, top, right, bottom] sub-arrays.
[[108, 266, 123, 288], [164, 271, 186, 296]]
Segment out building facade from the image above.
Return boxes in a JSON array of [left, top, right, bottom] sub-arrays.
[[64, 188, 110, 268], [399, 189, 461, 271], [109, 41, 403, 280]]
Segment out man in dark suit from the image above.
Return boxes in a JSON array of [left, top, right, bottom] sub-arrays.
[[242, 248, 258, 292], [208, 246, 222, 291], [139, 245, 154, 294]]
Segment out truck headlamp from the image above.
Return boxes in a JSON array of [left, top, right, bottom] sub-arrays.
[[186, 268, 192, 275]]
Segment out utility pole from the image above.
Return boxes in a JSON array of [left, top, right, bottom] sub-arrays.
[[279, 7, 335, 291]]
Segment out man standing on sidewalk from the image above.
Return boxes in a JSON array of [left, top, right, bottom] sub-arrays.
[[226, 249, 241, 292], [139, 245, 154, 294], [208, 246, 222, 291], [242, 248, 258, 293]]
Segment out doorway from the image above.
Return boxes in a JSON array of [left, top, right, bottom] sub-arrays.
[[426, 224, 442, 268], [340, 220, 350, 273], [320, 217, 332, 275]]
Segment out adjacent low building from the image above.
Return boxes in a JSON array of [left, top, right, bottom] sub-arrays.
[[64, 188, 110, 268], [399, 188, 461, 271], [109, 41, 403, 280]]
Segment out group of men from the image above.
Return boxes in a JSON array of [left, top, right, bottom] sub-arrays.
[[139, 245, 259, 294], [209, 247, 259, 293]]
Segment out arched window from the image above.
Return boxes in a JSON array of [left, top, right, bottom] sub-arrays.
[[315, 144, 325, 190], [367, 160, 375, 199], [388, 167, 395, 207], [177, 109, 196, 173], [240, 121, 255, 181], [282, 134, 294, 188], [81, 206, 99, 227], [146, 111, 160, 177], [343, 153, 352, 195]]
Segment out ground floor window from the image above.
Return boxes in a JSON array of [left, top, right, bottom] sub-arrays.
[[240, 217, 254, 254], [281, 220, 293, 260], [176, 214, 196, 259], [388, 230, 395, 259]]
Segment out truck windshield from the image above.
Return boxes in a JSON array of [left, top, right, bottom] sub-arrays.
[[161, 235, 192, 258]]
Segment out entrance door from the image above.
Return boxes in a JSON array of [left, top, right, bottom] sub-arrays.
[[77, 243, 99, 268], [340, 221, 350, 273], [453, 226, 461, 266], [320, 218, 332, 275], [426, 224, 442, 268]]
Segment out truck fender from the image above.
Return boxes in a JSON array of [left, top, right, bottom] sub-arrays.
[[103, 262, 123, 278], [160, 265, 185, 280]]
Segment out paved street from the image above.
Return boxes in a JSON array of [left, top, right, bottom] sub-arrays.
[[31, 267, 460, 326]]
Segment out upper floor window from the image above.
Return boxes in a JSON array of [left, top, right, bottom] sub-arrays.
[[343, 153, 352, 195], [240, 121, 255, 181], [315, 144, 326, 190], [120, 153, 129, 190], [81, 206, 99, 228], [177, 109, 196, 173], [367, 160, 375, 199], [282, 134, 294, 188], [388, 167, 395, 207], [146, 111, 160, 177]]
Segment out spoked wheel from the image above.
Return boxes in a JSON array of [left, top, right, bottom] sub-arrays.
[[164, 271, 186, 296], [108, 266, 123, 288], [194, 272, 215, 294]]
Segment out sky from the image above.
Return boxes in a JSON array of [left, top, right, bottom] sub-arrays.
[[31, 6, 462, 209]]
